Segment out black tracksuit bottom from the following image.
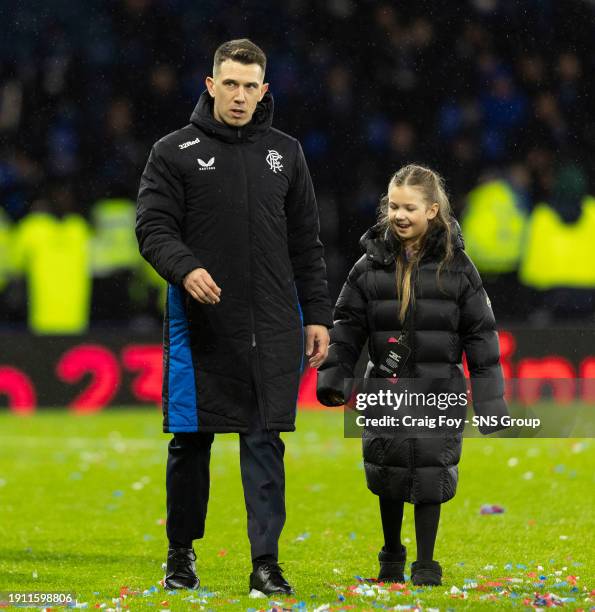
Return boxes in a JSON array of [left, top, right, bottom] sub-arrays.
[[165, 407, 286, 562]]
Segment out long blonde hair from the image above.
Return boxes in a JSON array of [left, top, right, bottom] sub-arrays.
[[377, 164, 453, 322]]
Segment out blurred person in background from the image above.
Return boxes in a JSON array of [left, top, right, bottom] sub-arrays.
[[11, 181, 91, 334], [519, 163, 595, 321], [90, 190, 143, 323]]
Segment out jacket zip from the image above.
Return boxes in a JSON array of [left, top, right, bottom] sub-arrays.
[[237, 145, 269, 429], [402, 257, 417, 497]]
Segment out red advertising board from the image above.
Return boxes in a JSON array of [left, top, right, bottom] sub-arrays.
[[1, 330, 594, 411]]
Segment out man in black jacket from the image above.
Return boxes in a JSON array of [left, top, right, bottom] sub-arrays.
[[136, 39, 332, 596]]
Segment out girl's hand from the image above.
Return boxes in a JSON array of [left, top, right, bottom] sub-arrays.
[[305, 324, 330, 368], [326, 391, 345, 406]]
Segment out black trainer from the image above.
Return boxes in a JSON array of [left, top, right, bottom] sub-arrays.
[[411, 559, 442, 586], [378, 545, 407, 583], [249, 561, 294, 597], [164, 547, 200, 590]]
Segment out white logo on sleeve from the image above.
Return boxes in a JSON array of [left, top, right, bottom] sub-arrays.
[[197, 157, 215, 171], [266, 150, 283, 173], [178, 137, 200, 149]]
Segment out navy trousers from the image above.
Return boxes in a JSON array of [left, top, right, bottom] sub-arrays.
[[165, 421, 286, 561]]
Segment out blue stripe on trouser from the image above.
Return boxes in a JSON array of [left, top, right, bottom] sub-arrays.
[[167, 284, 198, 431]]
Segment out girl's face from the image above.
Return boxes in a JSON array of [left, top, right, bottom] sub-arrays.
[[387, 184, 439, 246]]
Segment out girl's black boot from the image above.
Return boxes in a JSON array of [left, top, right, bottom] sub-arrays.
[[377, 545, 407, 582], [411, 560, 442, 586]]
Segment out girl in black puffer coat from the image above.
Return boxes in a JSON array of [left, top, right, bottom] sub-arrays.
[[317, 164, 508, 587]]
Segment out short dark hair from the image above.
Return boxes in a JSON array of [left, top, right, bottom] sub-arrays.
[[213, 39, 266, 77]]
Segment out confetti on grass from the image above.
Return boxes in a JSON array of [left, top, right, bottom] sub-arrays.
[[63, 561, 591, 611], [480, 504, 505, 514], [320, 564, 591, 610]]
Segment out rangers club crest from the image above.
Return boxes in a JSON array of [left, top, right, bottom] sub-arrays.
[[266, 149, 283, 174]]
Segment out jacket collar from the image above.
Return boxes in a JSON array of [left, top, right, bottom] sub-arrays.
[[360, 218, 465, 266], [189, 90, 274, 144]]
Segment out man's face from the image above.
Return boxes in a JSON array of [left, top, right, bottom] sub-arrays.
[[205, 60, 268, 127]]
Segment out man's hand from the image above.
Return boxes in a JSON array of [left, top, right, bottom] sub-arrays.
[[305, 324, 330, 369], [183, 268, 221, 304]]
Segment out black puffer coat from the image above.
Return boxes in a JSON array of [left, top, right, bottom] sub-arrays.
[[137, 91, 332, 433], [317, 221, 508, 503]]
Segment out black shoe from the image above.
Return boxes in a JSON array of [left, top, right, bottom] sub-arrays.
[[378, 545, 407, 582], [249, 561, 294, 597], [164, 547, 200, 590], [411, 560, 442, 586]]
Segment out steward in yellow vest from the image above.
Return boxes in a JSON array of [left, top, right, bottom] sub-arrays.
[[12, 194, 91, 334], [519, 196, 595, 289], [90, 197, 165, 322], [461, 180, 527, 275], [90, 198, 140, 276]]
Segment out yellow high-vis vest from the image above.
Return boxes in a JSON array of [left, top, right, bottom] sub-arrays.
[[12, 212, 91, 334], [519, 196, 595, 289], [461, 180, 527, 274], [90, 198, 141, 276]]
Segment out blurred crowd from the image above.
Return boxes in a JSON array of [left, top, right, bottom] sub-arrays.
[[1, 0, 594, 333]]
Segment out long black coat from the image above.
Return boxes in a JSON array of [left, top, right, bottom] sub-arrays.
[[137, 91, 332, 433], [317, 222, 508, 503]]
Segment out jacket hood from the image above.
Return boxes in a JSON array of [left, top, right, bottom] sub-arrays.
[[359, 217, 465, 266], [189, 89, 274, 144]]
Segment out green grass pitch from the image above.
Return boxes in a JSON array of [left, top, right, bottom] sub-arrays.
[[0, 408, 593, 610]]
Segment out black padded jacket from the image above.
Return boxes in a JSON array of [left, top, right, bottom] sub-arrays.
[[137, 91, 332, 433], [317, 221, 508, 503]]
